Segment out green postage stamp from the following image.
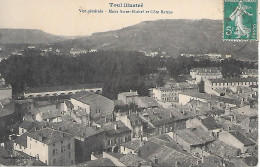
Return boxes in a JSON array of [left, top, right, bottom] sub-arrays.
[[224, 0, 258, 41]]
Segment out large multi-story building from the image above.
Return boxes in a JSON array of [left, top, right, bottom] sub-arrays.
[[14, 128, 75, 166], [23, 83, 103, 98], [117, 91, 139, 105], [189, 67, 223, 84], [71, 91, 114, 119], [204, 78, 258, 94], [152, 83, 198, 102], [240, 69, 258, 78]]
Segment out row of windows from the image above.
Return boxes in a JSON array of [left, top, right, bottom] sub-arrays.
[[211, 81, 257, 87], [107, 136, 131, 145], [52, 144, 71, 155]]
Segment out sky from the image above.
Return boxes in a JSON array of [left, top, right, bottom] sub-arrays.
[[0, 0, 222, 36]]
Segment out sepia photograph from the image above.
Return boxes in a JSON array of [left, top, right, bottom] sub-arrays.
[[0, 0, 258, 166]]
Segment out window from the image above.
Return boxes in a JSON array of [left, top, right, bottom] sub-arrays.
[[53, 143, 55, 147], [68, 143, 71, 150], [61, 146, 66, 153], [53, 149, 56, 155], [22, 129, 24, 133], [71, 160, 74, 165], [68, 152, 71, 158], [61, 140, 63, 144], [53, 159, 57, 165]]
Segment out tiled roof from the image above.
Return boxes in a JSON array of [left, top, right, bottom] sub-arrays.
[[136, 96, 160, 108], [119, 153, 148, 166], [232, 106, 258, 117], [180, 92, 240, 105], [158, 82, 198, 92], [75, 157, 116, 167], [207, 140, 238, 158], [72, 91, 112, 106], [40, 110, 63, 120], [40, 121, 103, 138], [148, 145, 198, 166], [102, 120, 131, 136], [113, 100, 124, 106], [208, 77, 258, 83], [65, 100, 74, 109], [25, 83, 103, 94], [0, 99, 14, 117], [118, 91, 138, 97], [19, 120, 35, 130], [121, 140, 143, 151], [201, 116, 221, 130], [175, 127, 215, 145], [14, 132, 28, 147], [137, 141, 160, 158], [28, 128, 72, 145], [229, 131, 255, 146]]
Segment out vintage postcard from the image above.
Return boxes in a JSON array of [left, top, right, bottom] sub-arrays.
[[0, 0, 258, 166]]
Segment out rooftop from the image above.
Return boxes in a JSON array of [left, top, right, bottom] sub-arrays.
[[40, 110, 63, 120], [121, 139, 143, 151], [158, 82, 198, 92], [207, 140, 238, 158], [147, 145, 198, 166], [118, 91, 139, 97], [19, 120, 35, 130], [102, 120, 131, 136], [229, 131, 255, 146], [208, 77, 258, 83], [180, 91, 240, 105], [28, 128, 72, 145], [14, 132, 28, 147], [25, 83, 103, 94], [40, 121, 103, 139], [0, 99, 14, 117], [75, 157, 115, 167], [201, 116, 221, 130], [136, 96, 160, 108], [72, 91, 112, 105], [175, 127, 215, 145], [119, 153, 148, 166]]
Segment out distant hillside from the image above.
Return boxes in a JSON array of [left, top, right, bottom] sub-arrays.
[[60, 19, 258, 60], [0, 29, 67, 44]]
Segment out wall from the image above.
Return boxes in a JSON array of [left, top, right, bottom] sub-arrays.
[[0, 88, 12, 100], [218, 131, 245, 153], [27, 136, 49, 164], [89, 98, 114, 118], [47, 137, 75, 166], [103, 152, 126, 166], [70, 98, 90, 113]]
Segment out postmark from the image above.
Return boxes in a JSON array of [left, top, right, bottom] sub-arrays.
[[223, 0, 258, 41]]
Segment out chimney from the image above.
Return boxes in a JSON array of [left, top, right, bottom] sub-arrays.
[[175, 161, 180, 167], [114, 124, 118, 130], [138, 161, 142, 167], [150, 161, 153, 167], [154, 156, 158, 164]]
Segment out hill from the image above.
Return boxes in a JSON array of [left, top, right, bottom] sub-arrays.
[[60, 19, 258, 60], [0, 29, 67, 44]]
